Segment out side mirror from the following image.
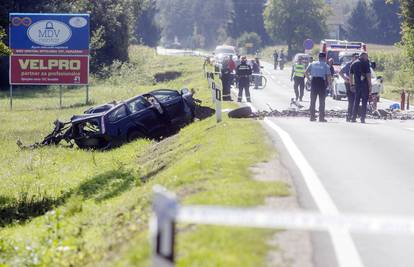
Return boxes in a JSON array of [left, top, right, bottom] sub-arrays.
[[371, 61, 376, 69]]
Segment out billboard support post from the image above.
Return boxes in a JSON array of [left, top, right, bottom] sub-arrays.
[[9, 85, 13, 110], [86, 85, 89, 105], [59, 85, 63, 109]]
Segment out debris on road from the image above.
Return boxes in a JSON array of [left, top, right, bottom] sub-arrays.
[[228, 105, 414, 121]]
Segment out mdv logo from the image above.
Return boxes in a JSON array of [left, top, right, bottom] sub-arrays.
[[27, 20, 72, 46]]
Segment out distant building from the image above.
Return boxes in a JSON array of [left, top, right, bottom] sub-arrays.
[[325, 1, 345, 39]]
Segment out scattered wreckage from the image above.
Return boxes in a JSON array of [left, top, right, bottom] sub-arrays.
[[228, 100, 414, 121], [18, 88, 199, 150]]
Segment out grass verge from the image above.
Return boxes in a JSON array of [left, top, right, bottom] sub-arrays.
[[0, 46, 289, 266]]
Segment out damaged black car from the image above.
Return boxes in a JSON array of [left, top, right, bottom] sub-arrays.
[[19, 88, 198, 150]]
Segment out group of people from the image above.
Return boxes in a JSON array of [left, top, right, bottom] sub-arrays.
[[302, 51, 372, 123], [220, 55, 262, 103], [273, 49, 286, 70]]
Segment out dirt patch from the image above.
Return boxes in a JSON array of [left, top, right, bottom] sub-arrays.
[[154, 71, 182, 83], [251, 156, 314, 267]]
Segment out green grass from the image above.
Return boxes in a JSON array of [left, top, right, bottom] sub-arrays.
[[0, 46, 289, 266]]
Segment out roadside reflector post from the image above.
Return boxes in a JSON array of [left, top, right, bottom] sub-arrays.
[[151, 186, 178, 267], [211, 81, 216, 104], [215, 85, 222, 123]]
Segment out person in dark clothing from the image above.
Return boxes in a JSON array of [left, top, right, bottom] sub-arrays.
[[252, 58, 261, 89], [339, 53, 359, 122], [350, 52, 372, 123], [236, 56, 252, 102], [220, 60, 232, 101], [327, 58, 335, 96], [273, 50, 279, 70], [305, 52, 331, 122]]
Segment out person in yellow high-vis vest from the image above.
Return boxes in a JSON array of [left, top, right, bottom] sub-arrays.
[[290, 57, 306, 101]]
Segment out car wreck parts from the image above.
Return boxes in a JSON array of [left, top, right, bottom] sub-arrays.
[[18, 89, 199, 150], [228, 105, 414, 121]]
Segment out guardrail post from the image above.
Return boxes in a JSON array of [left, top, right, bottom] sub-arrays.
[[151, 186, 178, 267]]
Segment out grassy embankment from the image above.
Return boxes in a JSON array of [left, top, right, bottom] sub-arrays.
[[0, 46, 289, 266]]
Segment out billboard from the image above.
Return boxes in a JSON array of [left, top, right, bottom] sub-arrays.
[[9, 13, 89, 85], [10, 55, 89, 85]]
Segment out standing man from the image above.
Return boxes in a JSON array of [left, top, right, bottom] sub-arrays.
[[273, 50, 279, 70], [279, 49, 286, 70], [252, 58, 261, 89], [305, 52, 331, 122], [221, 60, 232, 101], [291, 56, 306, 101], [350, 52, 372, 123], [327, 58, 335, 96], [236, 56, 253, 102], [339, 53, 359, 122]]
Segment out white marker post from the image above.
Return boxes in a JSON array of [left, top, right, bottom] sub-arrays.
[[215, 83, 222, 123]]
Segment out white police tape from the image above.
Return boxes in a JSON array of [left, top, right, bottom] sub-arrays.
[[177, 206, 414, 236]]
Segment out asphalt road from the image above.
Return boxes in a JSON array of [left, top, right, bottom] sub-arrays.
[[158, 47, 414, 267], [248, 62, 414, 267]]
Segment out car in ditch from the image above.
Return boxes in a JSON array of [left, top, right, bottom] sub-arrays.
[[16, 88, 197, 150], [71, 88, 196, 149]]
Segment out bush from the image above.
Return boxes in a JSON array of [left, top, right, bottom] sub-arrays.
[[369, 50, 405, 82], [237, 32, 262, 54]]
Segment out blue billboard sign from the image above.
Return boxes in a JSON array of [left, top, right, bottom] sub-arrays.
[[10, 13, 90, 55]]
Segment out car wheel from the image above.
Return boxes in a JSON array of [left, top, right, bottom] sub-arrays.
[[127, 130, 145, 142]]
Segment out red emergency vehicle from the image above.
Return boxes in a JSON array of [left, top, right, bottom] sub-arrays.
[[320, 39, 367, 67]]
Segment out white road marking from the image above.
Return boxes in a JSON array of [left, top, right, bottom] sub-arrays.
[[406, 128, 414, 132], [246, 102, 364, 267]]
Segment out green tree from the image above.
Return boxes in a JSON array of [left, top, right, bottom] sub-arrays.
[[264, 0, 328, 56], [0, 27, 11, 56], [346, 0, 376, 42], [157, 0, 233, 49], [229, 0, 269, 44], [135, 0, 161, 47], [399, 0, 414, 72], [371, 0, 401, 44], [237, 32, 262, 54]]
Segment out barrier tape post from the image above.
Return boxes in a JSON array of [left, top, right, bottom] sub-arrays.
[[151, 186, 178, 267], [151, 186, 414, 267]]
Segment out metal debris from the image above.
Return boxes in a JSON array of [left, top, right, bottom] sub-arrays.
[[250, 105, 414, 121]]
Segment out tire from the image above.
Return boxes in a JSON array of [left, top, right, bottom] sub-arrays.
[[228, 106, 252, 118], [127, 129, 145, 142]]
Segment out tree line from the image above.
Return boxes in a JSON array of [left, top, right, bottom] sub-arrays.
[[346, 0, 401, 45]]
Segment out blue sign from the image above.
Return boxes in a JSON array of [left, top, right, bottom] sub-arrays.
[[303, 39, 314, 50], [10, 13, 90, 55]]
